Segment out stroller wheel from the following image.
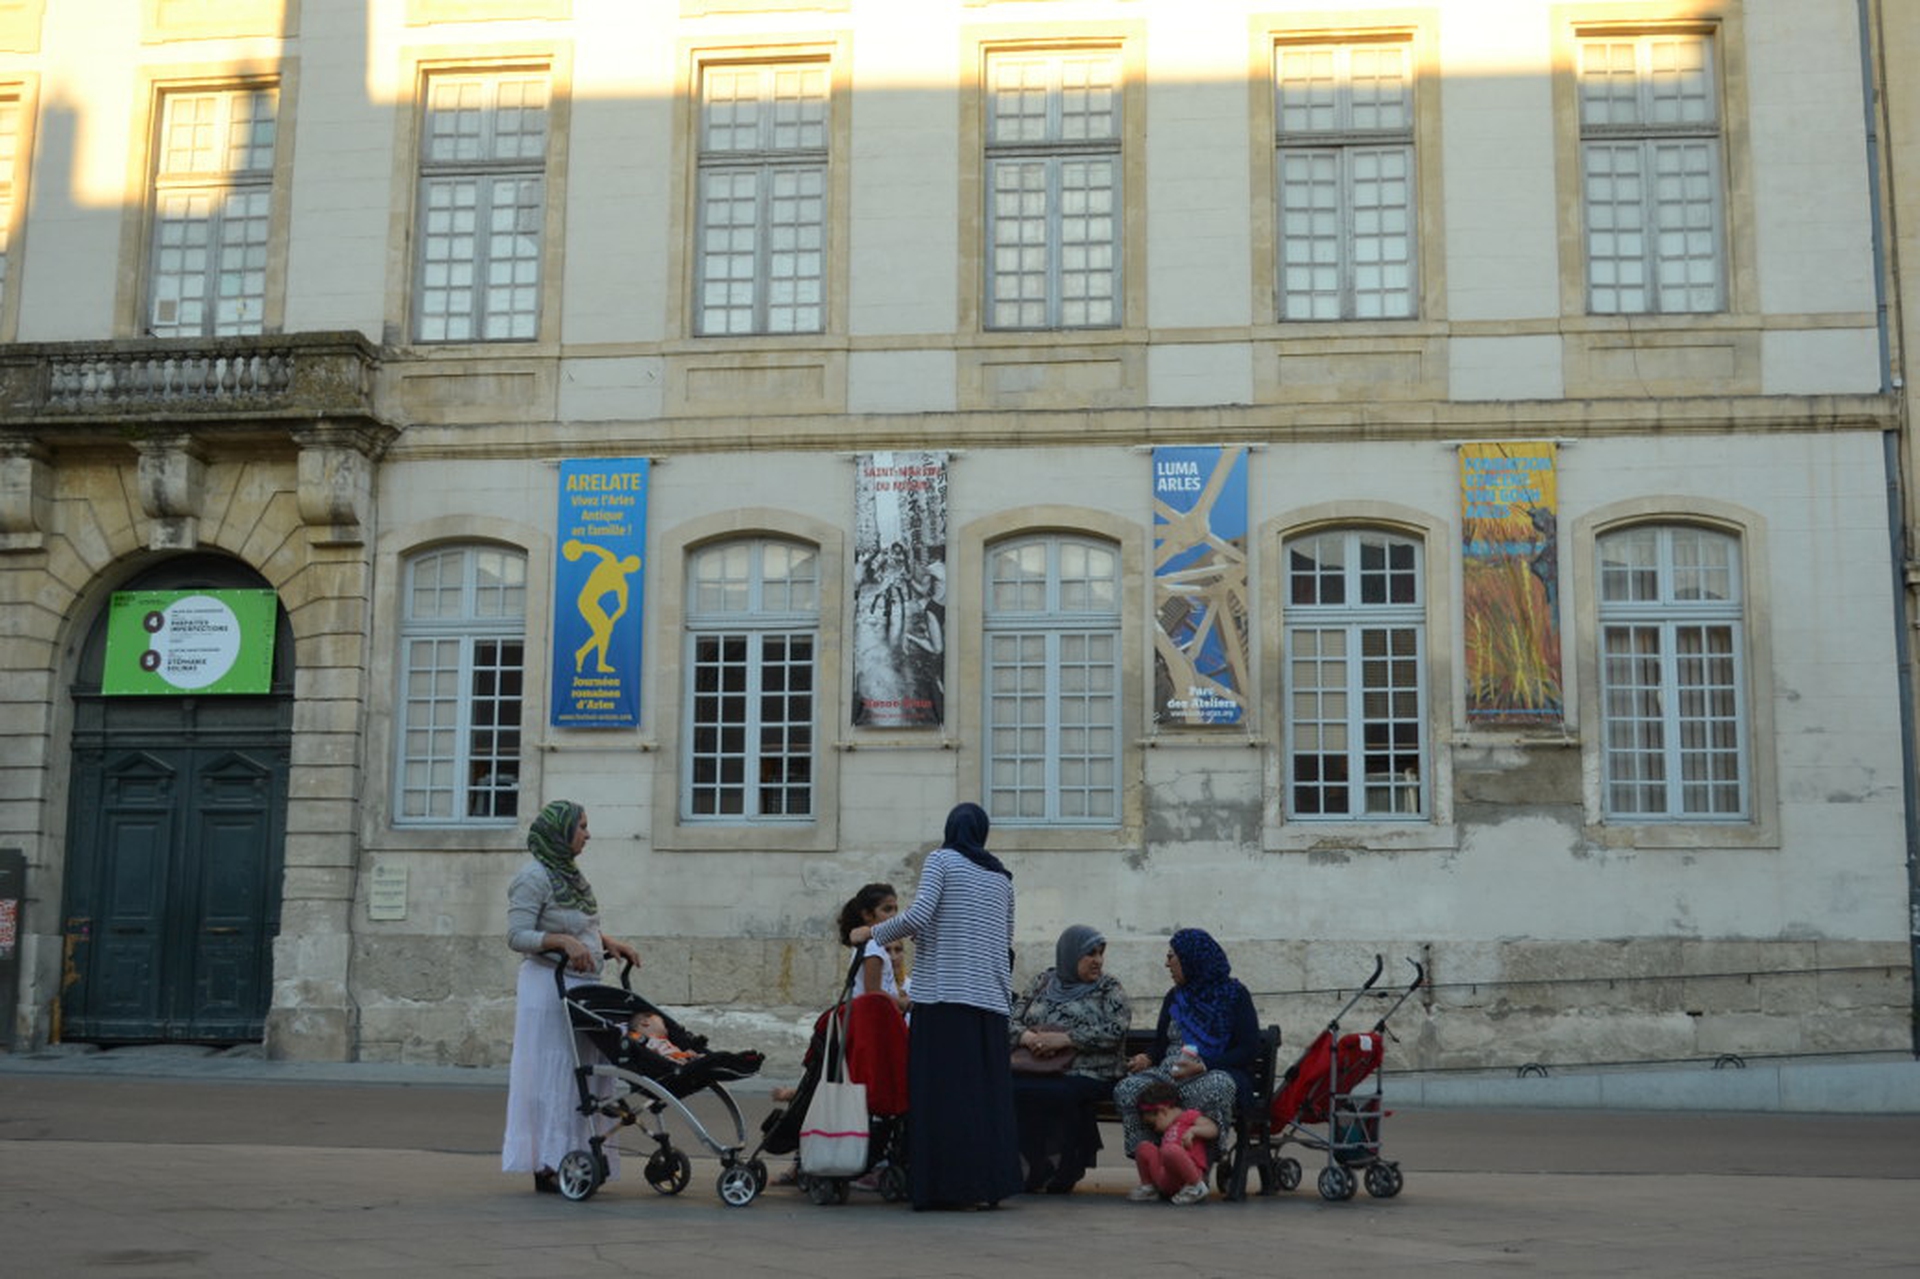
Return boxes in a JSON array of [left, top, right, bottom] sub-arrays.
[[1364, 1161, 1404, 1199], [1277, 1157, 1302, 1193], [644, 1148, 693, 1196], [556, 1149, 601, 1202], [1317, 1164, 1356, 1202], [717, 1164, 759, 1207], [877, 1163, 909, 1202], [803, 1175, 837, 1206], [747, 1158, 769, 1193]]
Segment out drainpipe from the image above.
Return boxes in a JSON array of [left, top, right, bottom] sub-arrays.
[[1858, 0, 1920, 1057]]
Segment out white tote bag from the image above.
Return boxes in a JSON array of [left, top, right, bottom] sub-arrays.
[[798, 1001, 870, 1177]]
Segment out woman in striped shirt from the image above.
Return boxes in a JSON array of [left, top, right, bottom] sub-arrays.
[[853, 802, 1022, 1210]]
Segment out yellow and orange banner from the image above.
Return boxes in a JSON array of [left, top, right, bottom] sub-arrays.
[[1460, 441, 1561, 724]]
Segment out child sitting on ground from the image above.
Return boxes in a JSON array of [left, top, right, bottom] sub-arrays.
[[1130, 1079, 1219, 1205]]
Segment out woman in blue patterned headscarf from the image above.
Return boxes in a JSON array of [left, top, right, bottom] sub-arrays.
[[1110, 927, 1262, 1197]]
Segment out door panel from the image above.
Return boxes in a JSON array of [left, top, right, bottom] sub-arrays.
[[90, 755, 178, 1034], [185, 752, 276, 1038]]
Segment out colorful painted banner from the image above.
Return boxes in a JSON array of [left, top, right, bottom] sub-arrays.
[[1460, 441, 1562, 723], [552, 457, 648, 728], [102, 589, 278, 695], [1153, 446, 1250, 726], [852, 452, 947, 727]]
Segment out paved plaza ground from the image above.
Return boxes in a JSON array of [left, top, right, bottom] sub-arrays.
[[2, 1053, 1917, 1277]]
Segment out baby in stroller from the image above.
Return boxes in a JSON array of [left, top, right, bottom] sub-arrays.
[[623, 1009, 765, 1085], [550, 965, 770, 1205], [584, 993, 764, 1097]]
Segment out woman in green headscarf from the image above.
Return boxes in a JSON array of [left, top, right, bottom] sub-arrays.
[[500, 800, 641, 1193]]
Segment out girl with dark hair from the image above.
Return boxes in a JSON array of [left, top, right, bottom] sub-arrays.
[[838, 882, 909, 1013]]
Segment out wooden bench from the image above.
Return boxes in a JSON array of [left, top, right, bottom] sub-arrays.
[[1090, 1024, 1284, 1202]]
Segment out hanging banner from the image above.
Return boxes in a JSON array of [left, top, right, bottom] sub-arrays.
[[1153, 446, 1250, 726], [102, 589, 277, 695], [852, 452, 947, 727], [1460, 441, 1562, 724], [552, 457, 648, 728]]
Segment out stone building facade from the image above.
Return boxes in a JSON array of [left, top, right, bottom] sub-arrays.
[[0, 0, 1912, 1070]]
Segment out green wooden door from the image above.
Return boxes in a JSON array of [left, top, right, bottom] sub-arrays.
[[66, 744, 286, 1041]]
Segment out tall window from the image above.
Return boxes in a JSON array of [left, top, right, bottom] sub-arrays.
[[1598, 525, 1747, 819], [397, 545, 526, 824], [684, 539, 818, 820], [0, 91, 19, 312], [1276, 41, 1416, 320], [1285, 529, 1426, 818], [985, 535, 1121, 824], [985, 49, 1121, 330], [148, 86, 276, 337], [1579, 31, 1723, 314], [414, 71, 549, 342], [696, 61, 828, 336]]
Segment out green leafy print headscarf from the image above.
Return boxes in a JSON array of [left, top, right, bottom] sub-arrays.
[[527, 799, 598, 915]]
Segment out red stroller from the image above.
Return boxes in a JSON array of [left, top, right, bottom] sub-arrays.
[[1268, 954, 1425, 1201]]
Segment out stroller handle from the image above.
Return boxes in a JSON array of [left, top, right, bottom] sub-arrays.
[[543, 947, 638, 996]]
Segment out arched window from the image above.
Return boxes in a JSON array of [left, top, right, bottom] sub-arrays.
[[1597, 525, 1747, 819], [683, 538, 819, 820], [396, 544, 526, 824], [985, 534, 1122, 824], [1284, 527, 1426, 818]]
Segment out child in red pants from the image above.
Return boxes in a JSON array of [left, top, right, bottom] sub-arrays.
[[1130, 1080, 1220, 1205]]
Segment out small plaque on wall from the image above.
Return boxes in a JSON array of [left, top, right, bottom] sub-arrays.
[[368, 864, 408, 922]]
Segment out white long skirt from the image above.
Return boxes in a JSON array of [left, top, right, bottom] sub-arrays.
[[500, 957, 619, 1178]]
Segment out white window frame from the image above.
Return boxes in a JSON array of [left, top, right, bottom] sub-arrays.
[[984, 534, 1123, 825], [682, 538, 820, 822], [395, 544, 527, 826], [983, 49, 1122, 331], [695, 60, 829, 337], [1578, 30, 1724, 315], [1597, 525, 1748, 820], [413, 70, 549, 343], [1283, 528, 1427, 820], [0, 89, 21, 314], [147, 85, 277, 337], [1275, 40, 1417, 321]]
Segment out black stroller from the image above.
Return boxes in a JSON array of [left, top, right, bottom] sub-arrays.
[[750, 950, 911, 1205], [548, 955, 768, 1206]]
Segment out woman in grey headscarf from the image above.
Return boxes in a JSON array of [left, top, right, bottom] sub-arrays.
[[1007, 923, 1131, 1193]]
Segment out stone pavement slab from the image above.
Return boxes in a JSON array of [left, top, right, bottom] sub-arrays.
[[3, 1069, 1918, 1278]]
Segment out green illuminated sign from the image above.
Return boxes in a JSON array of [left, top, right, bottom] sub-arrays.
[[102, 590, 278, 695]]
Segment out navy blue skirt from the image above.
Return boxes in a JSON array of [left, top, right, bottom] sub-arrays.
[[905, 1002, 1024, 1209]]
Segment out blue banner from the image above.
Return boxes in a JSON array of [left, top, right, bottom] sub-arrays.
[[1153, 446, 1250, 726], [552, 457, 648, 728]]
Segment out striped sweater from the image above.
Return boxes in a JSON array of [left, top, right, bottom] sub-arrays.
[[869, 847, 1015, 1014]]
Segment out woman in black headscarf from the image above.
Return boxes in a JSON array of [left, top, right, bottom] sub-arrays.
[[853, 802, 1022, 1210], [1008, 923, 1131, 1193], [500, 800, 640, 1193]]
